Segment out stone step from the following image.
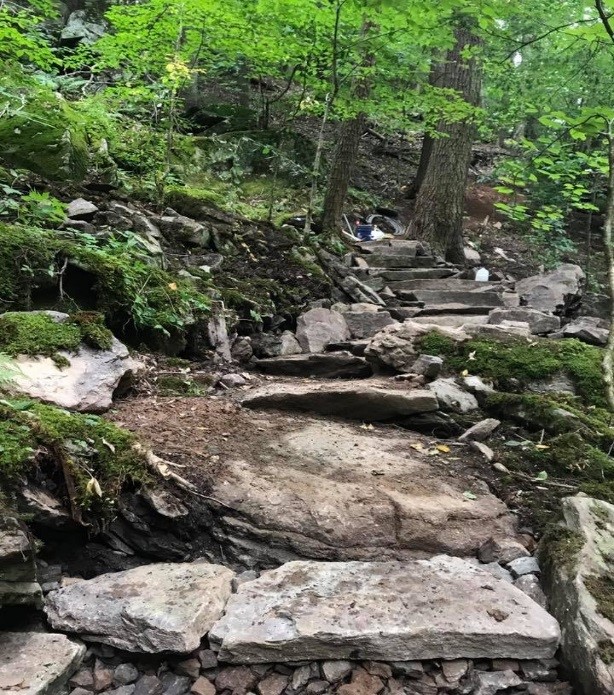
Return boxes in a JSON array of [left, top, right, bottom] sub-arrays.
[[256, 353, 372, 379], [209, 557, 561, 663], [387, 279, 510, 293], [241, 382, 438, 421], [357, 267, 458, 281], [355, 240, 421, 257], [397, 290, 507, 308], [415, 303, 501, 316], [364, 255, 439, 269], [0, 632, 85, 695], [409, 314, 490, 328]]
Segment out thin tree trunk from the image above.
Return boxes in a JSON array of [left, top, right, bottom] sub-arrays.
[[321, 19, 374, 234], [406, 133, 433, 199], [407, 21, 482, 264], [603, 131, 614, 411]]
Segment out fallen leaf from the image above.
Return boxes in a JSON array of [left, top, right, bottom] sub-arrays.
[[360, 423, 374, 430], [535, 444, 550, 450], [168, 282, 178, 291], [534, 470, 549, 481], [410, 442, 425, 451], [463, 491, 477, 500], [436, 444, 450, 453], [86, 477, 103, 497], [101, 437, 116, 454], [461, 369, 469, 377], [468, 351, 476, 361]]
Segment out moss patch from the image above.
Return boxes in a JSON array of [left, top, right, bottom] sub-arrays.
[[598, 640, 614, 664], [416, 333, 606, 407], [157, 375, 204, 397], [0, 311, 113, 364], [585, 574, 614, 623], [541, 527, 584, 577], [0, 399, 148, 521]]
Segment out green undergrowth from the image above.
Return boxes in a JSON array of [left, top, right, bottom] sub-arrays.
[[0, 399, 148, 522], [0, 312, 113, 365], [0, 223, 211, 347], [417, 333, 605, 407], [540, 527, 585, 577], [585, 574, 614, 623], [485, 391, 614, 504], [156, 374, 204, 396]]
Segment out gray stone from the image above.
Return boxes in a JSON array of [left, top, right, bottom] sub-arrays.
[[132, 214, 162, 239], [18, 485, 72, 529], [209, 557, 560, 663], [459, 419, 501, 443], [441, 659, 469, 682], [520, 660, 555, 681], [158, 215, 209, 247], [488, 308, 560, 335], [220, 373, 248, 388], [108, 688, 135, 695], [557, 316, 609, 346], [427, 378, 479, 413], [466, 322, 531, 340], [478, 537, 530, 565], [391, 662, 423, 678], [256, 352, 371, 379], [160, 673, 191, 695], [410, 355, 443, 380], [291, 665, 313, 689], [0, 632, 85, 695], [471, 670, 522, 695], [6, 312, 139, 413], [403, 289, 506, 309], [190, 677, 215, 695], [296, 309, 350, 353], [93, 659, 114, 691], [257, 673, 288, 695], [241, 382, 438, 421], [173, 658, 200, 678], [61, 10, 106, 44], [45, 562, 234, 653], [215, 666, 258, 695], [514, 575, 547, 609], [114, 664, 139, 686], [343, 311, 398, 339], [411, 314, 490, 328], [527, 372, 577, 397], [198, 649, 218, 670], [67, 198, 99, 220], [133, 675, 163, 695], [69, 668, 93, 689], [516, 264, 585, 314], [508, 556, 541, 577], [0, 517, 42, 607], [462, 375, 495, 396], [279, 331, 303, 356], [305, 680, 329, 694], [231, 337, 254, 363], [321, 661, 353, 682], [470, 441, 495, 462], [541, 495, 614, 695], [365, 321, 469, 373]]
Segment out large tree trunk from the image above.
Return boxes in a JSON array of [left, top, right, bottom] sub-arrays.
[[603, 133, 614, 411], [321, 113, 366, 232], [407, 22, 482, 264]]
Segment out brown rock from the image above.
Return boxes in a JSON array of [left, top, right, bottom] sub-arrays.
[[191, 677, 216, 695], [478, 537, 530, 565], [216, 667, 258, 695], [306, 680, 330, 694], [362, 663, 392, 679], [93, 660, 114, 691], [175, 659, 201, 679], [70, 669, 94, 690], [257, 673, 288, 695], [441, 659, 469, 682], [337, 668, 384, 695], [198, 649, 218, 670]]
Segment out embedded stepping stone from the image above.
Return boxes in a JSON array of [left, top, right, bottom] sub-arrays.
[[368, 268, 458, 281], [0, 632, 85, 695], [365, 255, 438, 269], [241, 382, 438, 420], [209, 557, 561, 663], [398, 290, 507, 308], [45, 562, 234, 653], [256, 353, 372, 379], [410, 314, 490, 328], [388, 279, 509, 293]]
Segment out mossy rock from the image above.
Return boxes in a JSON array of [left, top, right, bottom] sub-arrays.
[[416, 332, 606, 408], [0, 88, 89, 181], [187, 103, 258, 133], [0, 399, 148, 524]]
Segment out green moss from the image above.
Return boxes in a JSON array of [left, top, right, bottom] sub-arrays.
[[164, 186, 226, 217], [157, 375, 203, 396], [598, 640, 614, 664], [0, 399, 148, 519], [417, 333, 606, 407], [585, 574, 614, 623], [0, 311, 113, 365], [541, 527, 585, 577], [0, 80, 89, 181]]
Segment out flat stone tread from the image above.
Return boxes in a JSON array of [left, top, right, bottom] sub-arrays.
[[0, 632, 85, 695], [387, 279, 509, 292], [210, 557, 561, 663], [414, 304, 501, 316], [399, 290, 506, 306]]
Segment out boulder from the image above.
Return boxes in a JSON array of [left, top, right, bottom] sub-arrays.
[[256, 353, 372, 379], [478, 537, 530, 565], [45, 562, 235, 653], [241, 382, 438, 421], [8, 315, 139, 413], [280, 331, 303, 355], [411, 355, 443, 380], [488, 308, 560, 335], [60, 9, 106, 44], [466, 322, 531, 340], [553, 317, 609, 346], [365, 321, 469, 373], [0, 517, 42, 608], [342, 311, 398, 339], [210, 557, 560, 663], [516, 265, 585, 314], [427, 378, 479, 413], [158, 214, 210, 247], [0, 632, 85, 695], [541, 494, 614, 695], [296, 309, 350, 353]]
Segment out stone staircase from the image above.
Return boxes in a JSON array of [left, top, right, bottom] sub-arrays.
[[349, 238, 519, 322]]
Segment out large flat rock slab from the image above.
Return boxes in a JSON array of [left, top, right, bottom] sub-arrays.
[[45, 562, 234, 653], [256, 352, 372, 378], [241, 382, 438, 420], [210, 557, 561, 663], [0, 632, 85, 695]]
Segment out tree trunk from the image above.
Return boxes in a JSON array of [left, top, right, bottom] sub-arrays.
[[603, 132, 614, 411], [407, 22, 482, 264], [406, 133, 433, 199], [321, 113, 366, 232]]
